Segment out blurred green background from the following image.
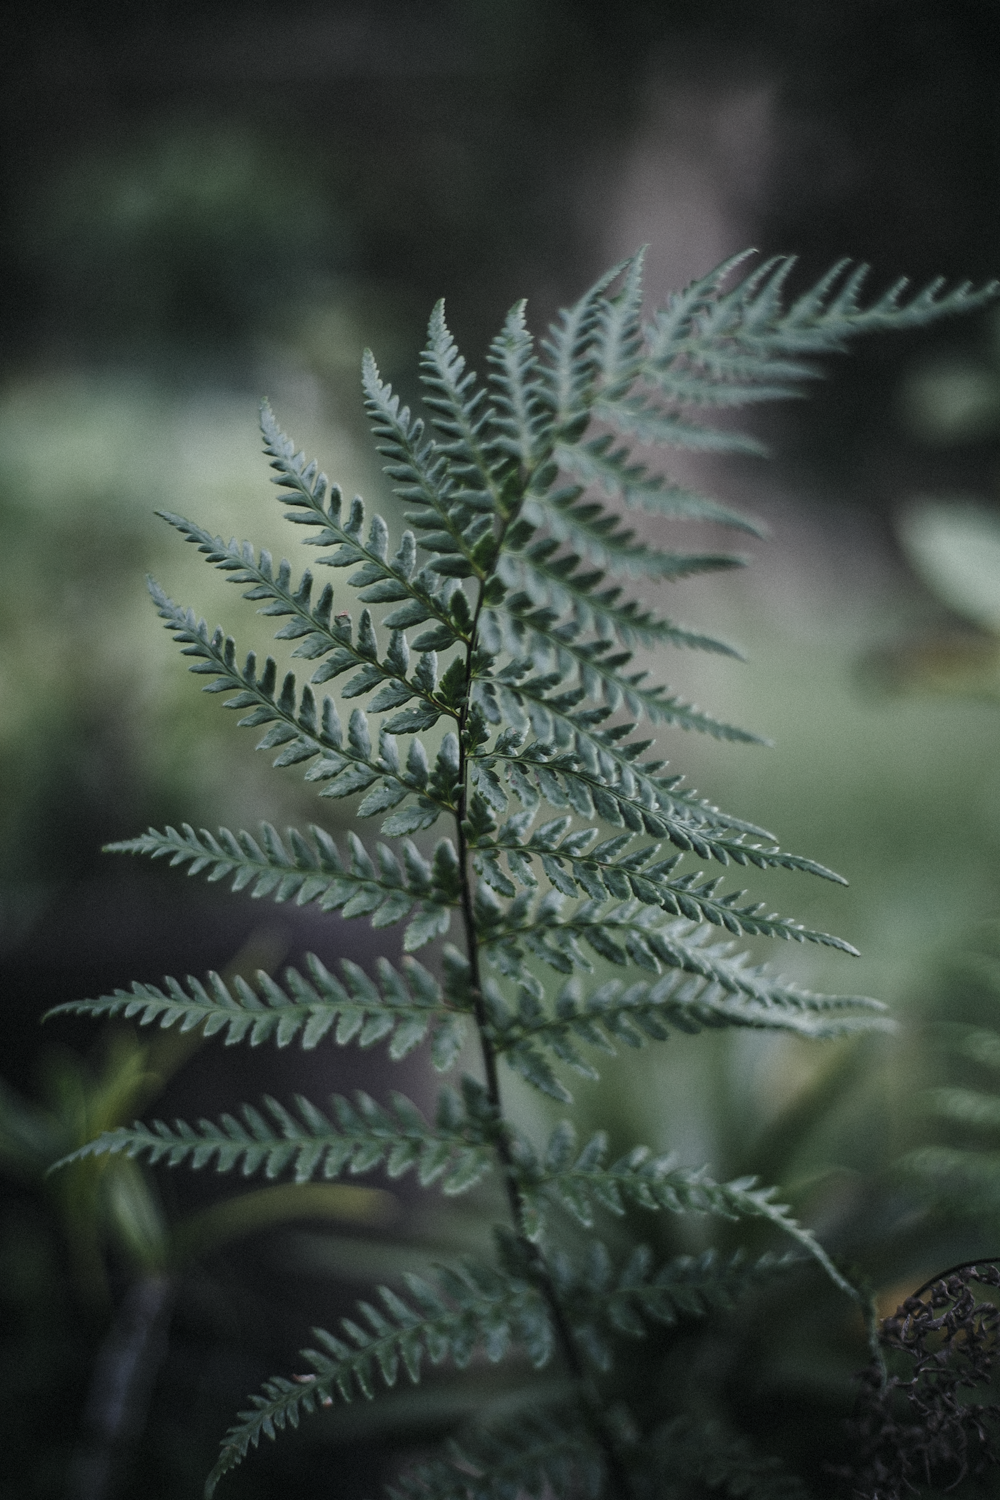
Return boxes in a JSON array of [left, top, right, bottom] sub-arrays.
[[7, 2, 1000, 1496]]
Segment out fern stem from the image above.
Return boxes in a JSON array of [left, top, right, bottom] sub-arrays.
[[455, 555, 634, 1500]]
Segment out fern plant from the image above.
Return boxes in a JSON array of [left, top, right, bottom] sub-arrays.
[[49, 249, 997, 1498]]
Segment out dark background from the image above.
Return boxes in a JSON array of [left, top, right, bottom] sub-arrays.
[[4, 3, 1000, 1496]]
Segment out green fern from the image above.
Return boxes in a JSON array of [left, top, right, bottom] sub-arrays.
[[47, 249, 996, 1498], [902, 946, 1000, 1216]]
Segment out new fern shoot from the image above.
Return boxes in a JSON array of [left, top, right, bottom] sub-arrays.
[[49, 250, 998, 1498]]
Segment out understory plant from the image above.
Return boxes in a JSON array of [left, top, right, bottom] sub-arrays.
[[49, 249, 998, 1498]]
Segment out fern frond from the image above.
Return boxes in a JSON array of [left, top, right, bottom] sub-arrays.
[[496, 538, 746, 649], [484, 967, 885, 1102], [552, 433, 765, 525], [521, 485, 759, 574], [487, 300, 553, 473], [390, 1407, 602, 1500], [479, 732, 774, 847], [45, 952, 471, 1068], [108, 823, 460, 948], [477, 826, 852, 947], [484, 660, 765, 752], [649, 1413, 809, 1500], [54, 1079, 494, 1194], [420, 301, 505, 512], [363, 351, 494, 579], [553, 1241, 795, 1363], [259, 402, 464, 634], [481, 895, 864, 988], [512, 1124, 854, 1295], [157, 512, 457, 719], [205, 1264, 553, 1495], [50, 248, 978, 1496], [149, 581, 450, 828]]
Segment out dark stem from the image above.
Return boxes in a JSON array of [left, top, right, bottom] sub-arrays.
[[452, 557, 633, 1500]]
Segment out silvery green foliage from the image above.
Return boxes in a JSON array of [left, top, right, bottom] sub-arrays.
[[50, 251, 997, 1499]]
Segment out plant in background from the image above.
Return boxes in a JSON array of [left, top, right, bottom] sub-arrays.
[[0, 946, 392, 1500], [901, 929, 1000, 1222], [847, 1261, 1000, 1500], [48, 251, 996, 1498]]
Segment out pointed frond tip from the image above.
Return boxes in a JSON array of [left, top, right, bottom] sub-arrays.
[[204, 1263, 553, 1496], [44, 949, 474, 1070]]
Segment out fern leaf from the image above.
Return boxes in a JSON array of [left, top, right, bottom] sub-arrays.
[[593, 247, 646, 399], [390, 1407, 602, 1500], [483, 661, 765, 756], [497, 623, 744, 735], [108, 823, 459, 947], [53, 1079, 494, 1193], [594, 395, 767, 456], [521, 484, 759, 575], [496, 538, 747, 649], [479, 732, 774, 848], [643, 254, 999, 391], [363, 351, 493, 578], [148, 582, 448, 827], [485, 967, 886, 1103], [482, 895, 867, 988], [550, 437, 763, 532], [478, 826, 853, 947], [513, 1125, 853, 1295], [490, 606, 741, 716], [477, 731, 856, 886], [479, 729, 800, 857], [543, 256, 632, 429], [420, 301, 505, 512], [205, 1265, 552, 1495], [45, 952, 470, 1066], [258, 402, 464, 635], [487, 300, 554, 473], [650, 1413, 810, 1500], [552, 1241, 794, 1364], [156, 512, 456, 719]]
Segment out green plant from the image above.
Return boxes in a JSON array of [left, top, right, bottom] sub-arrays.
[[49, 250, 997, 1498]]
